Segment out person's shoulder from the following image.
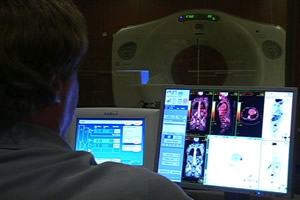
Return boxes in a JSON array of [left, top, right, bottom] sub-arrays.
[[92, 161, 156, 180], [94, 162, 193, 200]]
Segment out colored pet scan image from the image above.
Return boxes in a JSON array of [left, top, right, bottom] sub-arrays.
[[242, 107, 259, 121], [186, 91, 213, 135], [236, 92, 264, 137], [210, 91, 238, 136], [182, 136, 206, 184]]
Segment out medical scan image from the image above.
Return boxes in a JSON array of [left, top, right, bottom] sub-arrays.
[[187, 91, 213, 135], [241, 107, 260, 121], [262, 92, 293, 141], [259, 141, 289, 193], [236, 92, 264, 137], [271, 99, 284, 135], [190, 97, 209, 131], [210, 91, 237, 135], [182, 137, 206, 183], [217, 93, 231, 132]]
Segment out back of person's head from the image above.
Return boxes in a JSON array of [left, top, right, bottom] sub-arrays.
[[0, 0, 88, 129]]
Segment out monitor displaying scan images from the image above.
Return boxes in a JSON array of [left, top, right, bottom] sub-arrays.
[[67, 107, 160, 171], [155, 85, 297, 199]]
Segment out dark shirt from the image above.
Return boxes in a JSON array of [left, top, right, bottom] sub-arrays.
[[0, 122, 192, 200]]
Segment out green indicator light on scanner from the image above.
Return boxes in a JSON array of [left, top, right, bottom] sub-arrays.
[[186, 14, 195, 19], [207, 14, 213, 18]]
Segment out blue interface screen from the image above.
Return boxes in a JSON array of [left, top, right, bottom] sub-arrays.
[[75, 118, 145, 166]]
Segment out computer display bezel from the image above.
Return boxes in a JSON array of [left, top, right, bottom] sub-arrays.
[[66, 107, 160, 171], [154, 85, 298, 199]]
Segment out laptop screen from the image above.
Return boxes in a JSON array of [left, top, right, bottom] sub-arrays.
[[155, 86, 297, 198]]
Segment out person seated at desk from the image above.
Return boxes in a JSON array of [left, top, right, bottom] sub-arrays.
[[0, 0, 192, 199]]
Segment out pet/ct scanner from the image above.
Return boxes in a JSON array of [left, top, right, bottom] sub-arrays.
[[112, 9, 285, 107]]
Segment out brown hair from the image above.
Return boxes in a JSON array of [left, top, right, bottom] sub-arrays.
[[0, 0, 88, 127]]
